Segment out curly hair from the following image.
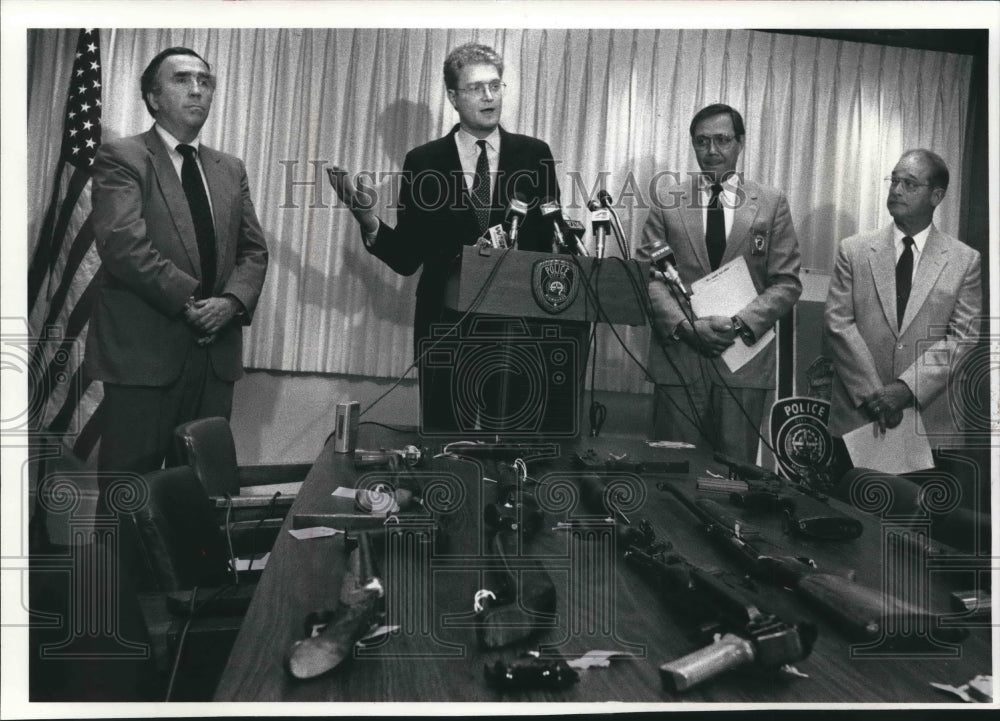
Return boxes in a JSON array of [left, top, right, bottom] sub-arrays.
[[443, 43, 504, 90]]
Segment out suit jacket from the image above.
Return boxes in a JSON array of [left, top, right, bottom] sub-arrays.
[[824, 223, 981, 441], [638, 179, 802, 388], [85, 128, 268, 386], [366, 124, 559, 352]]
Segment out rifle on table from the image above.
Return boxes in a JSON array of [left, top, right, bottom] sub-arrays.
[[286, 530, 383, 679], [474, 466, 557, 649], [703, 453, 862, 541], [578, 474, 816, 692], [658, 481, 968, 646]]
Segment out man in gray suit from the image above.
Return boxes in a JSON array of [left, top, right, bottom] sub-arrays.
[[86, 47, 268, 490], [824, 149, 981, 451], [639, 104, 802, 461]]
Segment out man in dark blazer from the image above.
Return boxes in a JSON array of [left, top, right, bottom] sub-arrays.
[[86, 47, 268, 493], [638, 104, 802, 462], [824, 149, 981, 452], [329, 43, 561, 431]]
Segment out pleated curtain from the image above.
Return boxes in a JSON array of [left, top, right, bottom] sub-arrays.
[[27, 28, 972, 392]]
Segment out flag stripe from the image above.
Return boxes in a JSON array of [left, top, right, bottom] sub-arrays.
[[29, 28, 104, 460], [41, 213, 96, 330]]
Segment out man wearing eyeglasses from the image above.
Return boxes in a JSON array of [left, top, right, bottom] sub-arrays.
[[824, 150, 981, 456], [639, 103, 802, 462], [328, 43, 560, 431], [86, 47, 268, 501]]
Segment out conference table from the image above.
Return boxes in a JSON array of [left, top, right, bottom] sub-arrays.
[[214, 426, 991, 703]]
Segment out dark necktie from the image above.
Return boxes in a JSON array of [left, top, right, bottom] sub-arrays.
[[706, 182, 726, 270], [472, 139, 491, 235], [895, 235, 915, 328], [176, 144, 216, 297]]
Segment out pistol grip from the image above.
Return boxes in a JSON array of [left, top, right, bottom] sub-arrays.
[[660, 633, 755, 692]]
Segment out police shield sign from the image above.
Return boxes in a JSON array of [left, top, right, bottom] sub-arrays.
[[770, 396, 833, 479]]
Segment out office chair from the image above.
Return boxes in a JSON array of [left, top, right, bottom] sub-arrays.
[[173, 417, 312, 553], [129, 465, 257, 701]]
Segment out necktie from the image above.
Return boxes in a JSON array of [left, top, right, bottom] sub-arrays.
[[705, 182, 726, 270], [472, 139, 491, 235], [895, 235, 915, 328], [176, 144, 216, 297]]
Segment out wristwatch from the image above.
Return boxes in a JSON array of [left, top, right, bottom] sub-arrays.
[[730, 316, 755, 345]]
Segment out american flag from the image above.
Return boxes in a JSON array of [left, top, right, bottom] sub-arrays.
[[27, 29, 105, 460]]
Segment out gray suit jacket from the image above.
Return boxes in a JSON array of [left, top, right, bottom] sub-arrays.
[[85, 128, 268, 386], [639, 178, 802, 388], [823, 223, 981, 441]]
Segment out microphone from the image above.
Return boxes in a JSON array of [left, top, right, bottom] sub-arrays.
[[597, 190, 631, 260], [588, 200, 611, 258], [505, 193, 529, 248], [540, 197, 565, 253], [647, 239, 688, 297], [563, 219, 589, 256]]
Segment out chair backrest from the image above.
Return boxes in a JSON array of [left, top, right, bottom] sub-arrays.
[[130, 466, 233, 591], [174, 417, 240, 497]]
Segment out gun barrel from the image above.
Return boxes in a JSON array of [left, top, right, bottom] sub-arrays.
[[660, 633, 756, 692]]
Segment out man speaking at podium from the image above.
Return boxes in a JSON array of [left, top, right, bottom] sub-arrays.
[[328, 43, 561, 431]]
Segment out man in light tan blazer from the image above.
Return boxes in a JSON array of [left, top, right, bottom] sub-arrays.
[[824, 149, 981, 453]]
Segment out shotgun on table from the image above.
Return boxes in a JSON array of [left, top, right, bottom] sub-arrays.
[[579, 474, 816, 692]]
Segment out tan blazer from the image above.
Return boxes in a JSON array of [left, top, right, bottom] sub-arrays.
[[823, 223, 981, 442], [85, 128, 268, 385], [638, 179, 802, 388]]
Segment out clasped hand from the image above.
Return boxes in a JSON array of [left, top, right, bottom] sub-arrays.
[[681, 316, 736, 358], [184, 296, 239, 345], [860, 380, 913, 434]]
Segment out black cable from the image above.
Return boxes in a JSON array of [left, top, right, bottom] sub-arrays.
[[223, 495, 238, 586], [358, 247, 516, 419], [164, 585, 199, 701], [568, 251, 710, 442], [588, 318, 606, 437], [359, 420, 416, 434]]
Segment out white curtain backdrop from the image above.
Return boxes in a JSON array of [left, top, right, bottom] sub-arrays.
[[27, 28, 972, 393]]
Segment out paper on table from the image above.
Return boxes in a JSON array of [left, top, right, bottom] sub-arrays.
[[689, 256, 773, 373], [842, 407, 935, 475]]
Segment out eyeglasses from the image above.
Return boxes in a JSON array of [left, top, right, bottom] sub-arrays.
[[885, 176, 932, 193], [693, 134, 736, 150], [456, 80, 506, 97]]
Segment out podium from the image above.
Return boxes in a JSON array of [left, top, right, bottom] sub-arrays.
[[420, 247, 649, 437], [444, 246, 649, 325]]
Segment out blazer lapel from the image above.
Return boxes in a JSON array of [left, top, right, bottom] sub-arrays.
[[199, 145, 231, 290], [867, 225, 899, 336], [678, 184, 711, 274], [899, 226, 949, 333], [721, 181, 759, 267], [145, 129, 201, 275]]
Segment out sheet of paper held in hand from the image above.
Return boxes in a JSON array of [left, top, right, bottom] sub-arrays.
[[689, 256, 774, 372], [842, 407, 935, 474]]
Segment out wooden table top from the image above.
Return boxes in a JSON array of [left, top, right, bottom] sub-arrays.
[[215, 428, 991, 703]]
